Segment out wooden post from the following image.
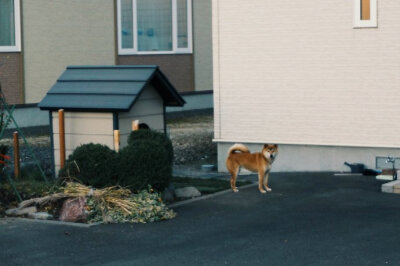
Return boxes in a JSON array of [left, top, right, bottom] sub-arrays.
[[58, 109, 66, 169], [132, 120, 139, 131], [13, 131, 20, 179], [114, 130, 120, 152]]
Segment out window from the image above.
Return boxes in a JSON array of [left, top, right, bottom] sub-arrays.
[[354, 0, 377, 28], [0, 0, 21, 52], [117, 0, 192, 55]]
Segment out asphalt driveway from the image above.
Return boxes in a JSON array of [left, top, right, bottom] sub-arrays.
[[1, 172, 400, 265]]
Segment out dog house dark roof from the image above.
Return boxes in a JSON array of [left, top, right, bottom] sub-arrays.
[[38, 65, 185, 112]]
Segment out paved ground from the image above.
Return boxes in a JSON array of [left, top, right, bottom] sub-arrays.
[[1, 172, 400, 265]]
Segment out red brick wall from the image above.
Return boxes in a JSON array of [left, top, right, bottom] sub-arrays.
[[118, 54, 194, 93], [0, 53, 23, 104]]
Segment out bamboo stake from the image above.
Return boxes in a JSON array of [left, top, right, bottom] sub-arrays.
[[114, 130, 120, 152], [13, 131, 20, 179], [132, 120, 139, 131], [59, 109, 66, 169]]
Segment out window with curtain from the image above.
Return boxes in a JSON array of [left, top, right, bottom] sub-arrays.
[[0, 0, 15, 46], [118, 0, 192, 54]]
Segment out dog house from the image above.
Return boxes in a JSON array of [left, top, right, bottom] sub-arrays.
[[38, 65, 185, 172]]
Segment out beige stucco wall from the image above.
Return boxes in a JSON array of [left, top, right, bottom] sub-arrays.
[[119, 84, 164, 147], [213, 0, 400, 148], [22, 0, 116, 103], [193, 0, 213, 92], [52, 112, 114, 173]]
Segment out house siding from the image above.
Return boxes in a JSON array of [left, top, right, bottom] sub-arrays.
[[193, 0, 213, 92], [52, 112, 114, 173], [213, 0, 400, 171], [213, 0, 400, 147], [118, 84, 164, 147], [118, 54, 194, 92], [0, 53, 23, 104], [22, 0, 116, 104]]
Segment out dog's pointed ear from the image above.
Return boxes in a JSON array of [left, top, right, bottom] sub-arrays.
[[263, 144, 268, 148], [274, 144, 278, 148]]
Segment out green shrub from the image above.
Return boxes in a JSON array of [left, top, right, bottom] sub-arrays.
[[60, 143, 118, 188], [119, 130, 173, 192], [127, 130, 173, 165]]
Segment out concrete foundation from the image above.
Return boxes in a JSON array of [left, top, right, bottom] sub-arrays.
[[217, 142, 400, 173]]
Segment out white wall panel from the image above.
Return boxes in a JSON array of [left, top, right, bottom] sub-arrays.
[[213, 0, 400, 148]]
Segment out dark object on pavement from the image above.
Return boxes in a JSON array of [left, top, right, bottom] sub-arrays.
[[362, 168, 381, 176], [344, 162, 365, 173]]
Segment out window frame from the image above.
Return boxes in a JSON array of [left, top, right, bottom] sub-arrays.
[[117, 0, 193, 55], [354, 0, 378, 28], [0, 0, 21, 52]]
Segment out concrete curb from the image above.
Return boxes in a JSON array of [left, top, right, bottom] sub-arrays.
[[1, 217, 101, 228], [168, 182, 257, 208]]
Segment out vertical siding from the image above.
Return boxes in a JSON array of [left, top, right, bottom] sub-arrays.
[[52, 112, 113, 173], [193, 0, 213, 91], [118, 84, 164, 147], [118, 55, 194, 92], [213, 0, 400, 148], [22, 0, 115, 103]]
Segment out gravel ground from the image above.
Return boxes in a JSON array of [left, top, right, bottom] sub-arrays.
[[0, 112, 216, 178], [167, 113, 216, 167]]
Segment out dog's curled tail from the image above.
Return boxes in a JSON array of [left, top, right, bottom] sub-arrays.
[[227, 144, 250, 155]]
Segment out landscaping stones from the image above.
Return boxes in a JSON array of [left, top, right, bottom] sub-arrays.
[[28, 212, 53, 220], [59, 197, 87, 223], [175, 187, 201, 199], [5, 206, 37, 216]]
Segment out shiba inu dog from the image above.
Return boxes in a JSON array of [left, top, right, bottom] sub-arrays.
[[226, 144, 278, 193]]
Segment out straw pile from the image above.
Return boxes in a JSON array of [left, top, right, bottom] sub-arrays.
[[19, 182, 176, 224], [62, 182, 176, 224]]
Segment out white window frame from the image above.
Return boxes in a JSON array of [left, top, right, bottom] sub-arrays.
[[354, 0, 378, 28], [117, 0, 193, 55], [0, 0, 21, 52]]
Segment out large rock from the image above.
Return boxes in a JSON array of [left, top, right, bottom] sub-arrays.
[[59, 197, 87, 222], [6, 206, 37, 216], [175, 187, 201, 199]]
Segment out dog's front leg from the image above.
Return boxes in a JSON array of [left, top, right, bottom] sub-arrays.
[[258, 170, 267, 193], [263, 171, 272, 192]]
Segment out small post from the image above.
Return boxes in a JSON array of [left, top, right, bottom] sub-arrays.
[[132, 120, 139, 131], [58, 109, 65, 169], [13, 131, 20, 179], [114, 130, 120, 152]]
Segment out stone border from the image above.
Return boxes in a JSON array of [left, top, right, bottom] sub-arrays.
[[1, 183, 257, 226], [168, 182, 257, 208]]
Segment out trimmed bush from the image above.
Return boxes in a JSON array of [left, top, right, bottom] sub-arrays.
[[127, 130, 173, 165], [119, 130, 173, 191], [60, 143, 118, 188]]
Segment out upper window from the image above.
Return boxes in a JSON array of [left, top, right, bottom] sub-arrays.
[[354, 0, 377, 28], [117, 0, 192, 55], [0, 0, 21, 52]]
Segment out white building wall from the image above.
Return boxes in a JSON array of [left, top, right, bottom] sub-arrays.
[[52, 112, 114, 173], [213, 0, 400, 171], [119, 85, 164, 147]]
